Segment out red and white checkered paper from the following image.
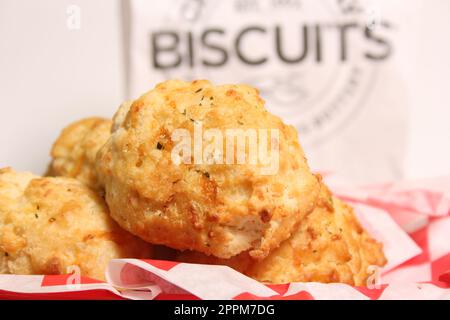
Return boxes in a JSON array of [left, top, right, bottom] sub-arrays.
[[1, 176, 449, 300]]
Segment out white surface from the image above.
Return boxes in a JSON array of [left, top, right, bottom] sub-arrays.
[[0, 0, 124, 174], [403, 0, 450, 179], [0, 0, 448, 181]]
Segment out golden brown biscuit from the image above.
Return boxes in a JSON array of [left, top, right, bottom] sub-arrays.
[[49, 117, 112, 189], [177, 183, 386, 286], [0, 168, 152, 280], [97, 80, 320, 259]]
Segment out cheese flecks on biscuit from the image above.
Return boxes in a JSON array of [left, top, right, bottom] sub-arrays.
[[96, 80, 320, 259], [49, 117, 112, 189], [0, 168, 152, 280], [177, 183, 387, 286]]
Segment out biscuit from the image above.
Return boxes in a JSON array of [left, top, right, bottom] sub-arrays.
[[177, 183, 387, 286], [96, 80, 320, 259], [0, 168, 152, 280], [50, 117, 112, 189]]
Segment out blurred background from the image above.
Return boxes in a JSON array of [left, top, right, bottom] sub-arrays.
[[0, 0, 449, 184]]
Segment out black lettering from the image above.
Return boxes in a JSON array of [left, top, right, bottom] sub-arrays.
[[276, 25, 308, 63], [151, 31, 181, 69], [337, 23, 358, 62], [187, 31, 194, 68], [315, 24, 322, 63], [364, 22, 392, 61], [201, 28, 228, 67], [235, 26, 268, 65]]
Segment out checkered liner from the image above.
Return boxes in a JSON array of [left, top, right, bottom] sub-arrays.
[[1, 176, 449, 300]]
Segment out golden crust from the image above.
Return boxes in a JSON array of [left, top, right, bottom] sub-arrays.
[[177, 183, 387, 286], [0, 167, 152, 280], [49, 117, 112, 189], [97, 80, 320, 259]]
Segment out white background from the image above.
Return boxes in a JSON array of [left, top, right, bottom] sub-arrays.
[[0, 0, 449, 181]]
